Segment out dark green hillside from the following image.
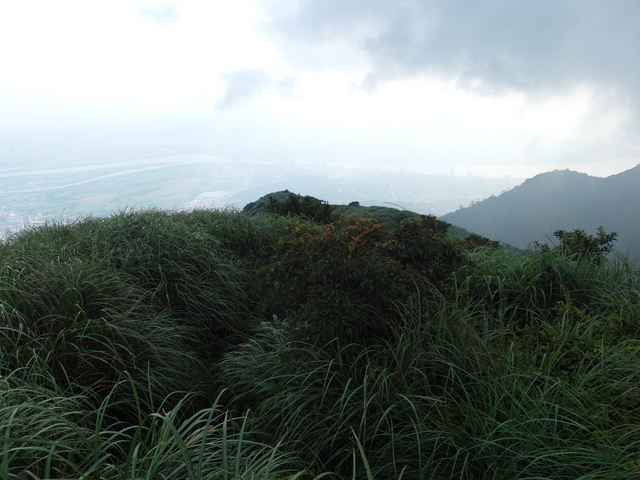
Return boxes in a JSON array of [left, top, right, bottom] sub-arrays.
[[442, 165, 640, 260], [242, 189, 302, 215], [2, 206, 640, 478], [245, 189, 474, 235]]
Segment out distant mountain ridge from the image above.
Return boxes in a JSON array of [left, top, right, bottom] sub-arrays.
[[441, 165, 640, 261]]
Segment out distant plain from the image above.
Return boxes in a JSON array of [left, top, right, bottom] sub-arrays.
[[0, 154, 521, 223]]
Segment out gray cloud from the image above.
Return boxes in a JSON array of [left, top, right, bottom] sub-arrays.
[[137, 2, 181, 25], [217, 69, 273, 109], [264, 1, 640, 108]]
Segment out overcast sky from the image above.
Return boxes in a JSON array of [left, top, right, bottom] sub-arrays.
[[2, 0, 640, 178]]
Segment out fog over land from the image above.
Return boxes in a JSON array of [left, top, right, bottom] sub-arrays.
[[2, 1, 640, 233]]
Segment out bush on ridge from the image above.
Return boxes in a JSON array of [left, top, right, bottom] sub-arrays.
[[256, 215, 463, 345]]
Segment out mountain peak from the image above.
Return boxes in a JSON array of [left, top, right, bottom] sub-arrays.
[[441, 165, 640, 260], [523, 168, 593, 184]]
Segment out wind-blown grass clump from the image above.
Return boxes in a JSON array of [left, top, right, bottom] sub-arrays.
[[0, 209, 288, 412], [7, 209, 286, 351], [221, 294, 640, 479], [0, 371, 314, 480], [456, 246, 640, 329]]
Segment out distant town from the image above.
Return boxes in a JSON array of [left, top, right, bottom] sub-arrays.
[[0, 210, 76, 239]]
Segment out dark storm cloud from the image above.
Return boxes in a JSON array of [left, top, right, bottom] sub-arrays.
[[217, 69, 273, 109], [265, 0, 640, 98], [137, 2, 181, 25]]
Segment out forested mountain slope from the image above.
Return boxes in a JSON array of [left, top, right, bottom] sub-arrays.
[[441, 165, 640, 260]]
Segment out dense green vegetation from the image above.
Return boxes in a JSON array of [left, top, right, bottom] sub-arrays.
[[244, 190, 466, 233], [1, 205, 640, 479]]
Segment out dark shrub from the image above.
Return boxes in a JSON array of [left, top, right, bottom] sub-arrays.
[[534, 226, 617, 263], [257, 215, 463, 344]]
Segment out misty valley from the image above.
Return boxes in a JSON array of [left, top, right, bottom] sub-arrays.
[[2, 155, 639, 263], [0, 154, 519, 238]]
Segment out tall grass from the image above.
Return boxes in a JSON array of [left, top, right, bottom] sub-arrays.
[[0, 209, 287, 398], [221, 264, 640, 479], [2, 209, 640, 478], [0, 370, 318, 479], [456, 247, 640, 329], [0, 253, 205, 415], [0, 208, 316, 478]]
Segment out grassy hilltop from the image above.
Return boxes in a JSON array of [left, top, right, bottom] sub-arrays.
[[1, 200, 640, 479]]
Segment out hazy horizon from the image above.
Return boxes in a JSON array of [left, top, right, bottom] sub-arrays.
[[3, 1, 640, 184]]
